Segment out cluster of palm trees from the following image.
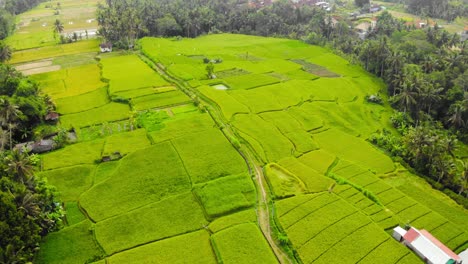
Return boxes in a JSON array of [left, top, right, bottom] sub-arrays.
[[351, 15, 468, 132], [0, 148, 63, 263], [0, 97, 22, 151]]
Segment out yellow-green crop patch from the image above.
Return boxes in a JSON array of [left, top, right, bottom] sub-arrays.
[[276, 194, 417, 263], [212, 223, 278, 264], [80, 142, 191, 222], [94, 192, 207, 254], [31, 64, 106, 99], [194, 173, 256, 219], [172, 128, 248, 183], [101, 55, 170, 94], [198, 85, 250, 120], [112, 86, 176, 100], [131, 90, 191, 111], [60, 103, 130, 128], [41, 139, 104, 170], [10, 40, 100, 64], [55, 86, 110, 114], [102, 129, 151, 156], [37, 165, 95, 202], [314, 129, 395, 174], [35, 220, 104, 264], [106, 230, 217, 264]]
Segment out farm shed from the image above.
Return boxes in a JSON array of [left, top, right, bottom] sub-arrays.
[[393, 226, 463, 264], [45, 112, 60, 123], [100, 42, 113, 53]]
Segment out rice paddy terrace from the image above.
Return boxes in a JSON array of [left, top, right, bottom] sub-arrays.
[[7, 6, 468, 262]]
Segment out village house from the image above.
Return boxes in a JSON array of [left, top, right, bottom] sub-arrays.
[[100, 42, 113, 53], [393, 226, 463, 264]]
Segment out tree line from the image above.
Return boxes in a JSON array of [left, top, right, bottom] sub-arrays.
[[380, 0, 468, 21], [0, 63, 62, 263], [0, 0, 48, 41]]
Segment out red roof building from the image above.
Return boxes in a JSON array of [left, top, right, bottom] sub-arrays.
[[394, 226, 463, 264]]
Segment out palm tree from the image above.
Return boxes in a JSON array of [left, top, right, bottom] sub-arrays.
[[53, 19, 64, 40], [0, 97, 22, 126], [393, 81, 417, 113], [447, 102, 466, 128], [5, 150, 34, 184], [417, 84, 443, 114], [457, 160, 468, 196], [0, 41, 12, 62], [0, 128, 8, 151]]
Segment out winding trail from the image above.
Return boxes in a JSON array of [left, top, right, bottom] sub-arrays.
[[140, 53, 294, 264]]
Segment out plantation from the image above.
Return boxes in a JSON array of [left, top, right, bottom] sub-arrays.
[[4, 22, 466, 262]]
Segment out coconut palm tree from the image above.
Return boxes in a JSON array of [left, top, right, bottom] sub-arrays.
[[53, 19, 64, 40], [0, 97, 22, 126], [417, 84, 443, 114], [457, 159, 468, 196], [447, 101, 466, 128], [5, 150, 34, 184], [393, 81, 417, 113], [0, 128, 8, 151]]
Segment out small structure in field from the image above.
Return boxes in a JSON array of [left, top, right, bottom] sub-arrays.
[[392, 226, 463, 264], [31, 139, 55, 154], [100, 42, 113, 53], [45, 111, 60, 124]]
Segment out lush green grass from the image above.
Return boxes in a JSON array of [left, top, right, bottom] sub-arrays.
[[41, 139, 104, 170], [35, 220, 104, 264], [55, 86, 110, 114], [60, 103, 130, 128], [208, 209, 257, 233], [80, 142, 191, 222], [38, 165, 95, 201], [131, 90, 191, 111], [172, 128, 247, 183], [194, 173, 256, 219], [101, 55, 170, 94], [212, 223, 278, 264], [31, 64, 106, 99], [102, 129, 151, 156], [94, 192, 207, 254], [10, 40, 100, 64], [107, 230, 216, 264]]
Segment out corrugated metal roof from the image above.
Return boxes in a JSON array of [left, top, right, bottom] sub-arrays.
[[404, 228, 461, 263], [403, 228, 419, 243], [420, 230, 461, 262]]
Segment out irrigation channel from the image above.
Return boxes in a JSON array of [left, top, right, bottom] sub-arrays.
[[139, 53, 294, 264]]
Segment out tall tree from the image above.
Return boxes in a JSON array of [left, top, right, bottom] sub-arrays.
[[52, 19, 64, 40], [0, 41, 11, 62]]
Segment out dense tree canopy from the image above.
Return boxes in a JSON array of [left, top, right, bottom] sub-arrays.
[[0, 64, 61, 263]]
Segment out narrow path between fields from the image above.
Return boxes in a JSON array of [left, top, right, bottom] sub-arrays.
[[140, 53, 293, 264]]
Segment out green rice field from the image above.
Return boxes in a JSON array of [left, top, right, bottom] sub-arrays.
[[7, 16, 465, 262]]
